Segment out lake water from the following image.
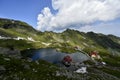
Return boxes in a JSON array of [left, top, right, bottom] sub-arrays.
[[21, 48, 90, 64]]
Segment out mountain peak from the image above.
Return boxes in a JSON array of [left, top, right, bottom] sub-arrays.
[[0, 18, 35, 31]]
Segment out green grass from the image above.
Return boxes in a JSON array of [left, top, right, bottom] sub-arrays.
[[100, 67, 120, 78], [102, 56, 120, 67], [0, 39, 33, 50], [0, 54, 73, 80]]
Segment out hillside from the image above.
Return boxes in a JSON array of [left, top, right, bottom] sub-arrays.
[[0, 18, 120, 80], [0, 18, 120, 55]]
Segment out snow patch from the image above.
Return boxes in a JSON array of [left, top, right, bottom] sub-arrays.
[[75, 67, 87, 74], [0, 36, 11, 39], [101, 62, 106, 65], [42, 42, 51, 46], [0, 36, 35, 42], [13, 37, 25, 40], [83, 43, 89, 47], [27, 37, 35, 42]]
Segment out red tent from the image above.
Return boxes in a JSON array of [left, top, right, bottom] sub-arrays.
[[63, 55, 72, 62], [62, 55, 72, 67], [89, 51, 98, 57]]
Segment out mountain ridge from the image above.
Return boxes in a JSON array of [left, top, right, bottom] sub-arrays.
[[0, 18, 120, 56]]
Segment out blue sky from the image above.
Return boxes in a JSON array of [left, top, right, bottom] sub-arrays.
[[0, 0, 53, 28], [0, 0, 120, 37]]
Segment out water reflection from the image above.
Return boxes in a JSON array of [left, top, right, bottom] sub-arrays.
[[24, 48, 90, 64]]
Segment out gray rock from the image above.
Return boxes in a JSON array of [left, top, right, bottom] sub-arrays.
[[56, 71, 61, 76], [35, 61, 39, 65], [4, 58, 10, 61], [0, 47, 21, 58], [24, 64, 30, 70], [0, 75, 3, 79], [27, 58, 32, 62], [0, 66, 6, 71]]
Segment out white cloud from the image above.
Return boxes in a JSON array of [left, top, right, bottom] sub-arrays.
[[79, 22, 120, 37], [37, 0, 120, 32]]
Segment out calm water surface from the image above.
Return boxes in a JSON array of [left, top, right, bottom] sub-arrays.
[[22, 48, 89, 64]]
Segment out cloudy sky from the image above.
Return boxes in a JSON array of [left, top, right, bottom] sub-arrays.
[[0, 0, 120, 36]]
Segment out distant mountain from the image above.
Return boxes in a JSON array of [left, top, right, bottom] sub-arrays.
[[0, 18, 38, 37], [0, 18, 36, 31], [0, 18, 120, 56]]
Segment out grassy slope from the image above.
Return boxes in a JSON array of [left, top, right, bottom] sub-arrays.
[[0, 54, 71, 80], [0, 18, 120, 79]]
